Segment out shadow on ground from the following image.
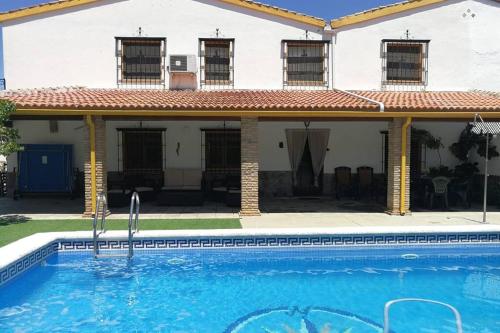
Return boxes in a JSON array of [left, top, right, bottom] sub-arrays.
[[1, 196, 497, 215], [0, 214, 32, 226]]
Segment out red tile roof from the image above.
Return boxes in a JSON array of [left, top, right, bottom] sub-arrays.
[[2, 88, 500, 113], [1, 88, 377, 111], [357, 91, 500, 112]]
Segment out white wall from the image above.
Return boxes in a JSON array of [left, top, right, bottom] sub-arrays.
[[105, 120, 240, 171], [8, 119, 499, 176], [333, 0, 500, 91], [6, 120, 86, 172], [414, 121, 466, 172], [3, 0, 499, 92], [259, 121, 388, 173], [3, 0, 327, 90], [410, 121, 500, 175], [107, 121, 387, 173]]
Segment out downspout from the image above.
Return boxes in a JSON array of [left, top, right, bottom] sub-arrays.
[[334, 88, 385, 112], [400, 117, 412, 215], [85, 115, 96, 214]]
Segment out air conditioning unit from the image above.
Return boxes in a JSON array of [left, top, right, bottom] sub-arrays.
[[169, 55, 197, 73]]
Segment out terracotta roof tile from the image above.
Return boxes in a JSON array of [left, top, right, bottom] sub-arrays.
[[356, 91, 500, 112], [0, 88, 377, 112], [2, 88, 500, 113]]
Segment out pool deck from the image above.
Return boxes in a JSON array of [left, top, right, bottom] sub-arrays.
[[2, 224, 500, 272], [2, 222, 500, 286], [1, 210, 500, 228], [240, 211, 500, 228]]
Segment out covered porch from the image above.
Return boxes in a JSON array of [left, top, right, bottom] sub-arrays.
[[2, 89, 500, 218]]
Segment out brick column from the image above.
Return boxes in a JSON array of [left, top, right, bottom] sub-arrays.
[[240, 117, 260, 216], [83, 116, 107, 217], [386, 118, 411, 215]]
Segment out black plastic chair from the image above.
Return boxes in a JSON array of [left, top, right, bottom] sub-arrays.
[[335, 166, 352, 199]]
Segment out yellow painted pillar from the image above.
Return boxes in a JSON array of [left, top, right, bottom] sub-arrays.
[[85, 115, 96, 214], [400, 117, 412, 215]]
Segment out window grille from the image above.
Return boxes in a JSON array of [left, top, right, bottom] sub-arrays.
[[115, 37, 166, 89], [381, 39, 429, 90], [116, 128, 166, 173], [201, 129, 240, 172], [282, 40, 329, 89], [199, 39, 234, 89]]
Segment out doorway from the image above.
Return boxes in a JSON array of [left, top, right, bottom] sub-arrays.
[[293, 140, 323, 196]]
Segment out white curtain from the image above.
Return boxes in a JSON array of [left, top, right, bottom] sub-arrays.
[[285, 129, 308, 185], [307, 129, 330, 187]]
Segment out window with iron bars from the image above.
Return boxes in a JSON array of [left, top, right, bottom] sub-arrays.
[[199, 39, 234, 89], [115, 37, 166, 89], [381, 39, 429, 89], [282, 40, 329, 89]]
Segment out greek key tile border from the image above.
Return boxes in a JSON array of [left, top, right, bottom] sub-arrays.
[[58, 232, 500, 251], [2, 232, 500, 286], [0, 242, 58, 286]]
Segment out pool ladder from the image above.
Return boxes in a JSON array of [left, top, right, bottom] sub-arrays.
[[92, 192, 140, 259], [384, 298, 463, 333]]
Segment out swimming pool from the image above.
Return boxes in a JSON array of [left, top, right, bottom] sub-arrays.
[[1, 241, 499, 332]]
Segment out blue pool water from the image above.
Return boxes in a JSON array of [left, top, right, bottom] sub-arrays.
[[1, 246, 499, 332]]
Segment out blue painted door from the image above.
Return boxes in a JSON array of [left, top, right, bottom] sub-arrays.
[[18, 144, 73, 193]]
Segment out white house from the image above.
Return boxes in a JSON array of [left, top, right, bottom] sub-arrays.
[[1, 0, 500, 216]]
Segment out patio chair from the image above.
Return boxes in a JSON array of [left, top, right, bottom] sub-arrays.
[[430, 176, 450, 209], [211, 176, 228, 202], [157, 168, 203, 206], [356, 166, 375, 199], [335, 166, 353, 200], [225, 175, 241, 207], [125, 173, 157, 202], [107, 172, 131, 208], [450, 179, 472, 208]]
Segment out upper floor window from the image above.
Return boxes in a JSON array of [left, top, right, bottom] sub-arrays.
[[381, 39, 429, 88], [282, 40, 329, 89], [199, 39, 234, 89], [115, 37, 166, 88]]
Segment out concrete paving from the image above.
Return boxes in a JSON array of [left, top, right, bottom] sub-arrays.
[[240, 211, 500, 229]]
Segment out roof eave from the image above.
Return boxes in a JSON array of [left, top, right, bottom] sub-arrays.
[[12, 108, 500, 119], [0, 0, 100, 23], [330, 0, 446, 29], [218, 0, 325, 28], [0, 0, 325, 28]]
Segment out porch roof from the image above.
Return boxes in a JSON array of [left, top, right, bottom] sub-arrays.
[[2, 88, 500, 116]]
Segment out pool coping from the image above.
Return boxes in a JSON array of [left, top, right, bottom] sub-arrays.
[[1, 225, 500, 286]]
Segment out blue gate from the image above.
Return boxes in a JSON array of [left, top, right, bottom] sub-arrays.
[[18, 144, 73, 193]]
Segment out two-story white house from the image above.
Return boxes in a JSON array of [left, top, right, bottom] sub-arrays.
[[1, 0, 500, 217]]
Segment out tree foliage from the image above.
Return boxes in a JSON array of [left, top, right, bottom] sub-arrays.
[[0, 100, 20, 156], [449, 124, 499, 162], [412, 127, 444, 165]]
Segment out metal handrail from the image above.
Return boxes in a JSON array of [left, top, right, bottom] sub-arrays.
[[384, 298, 463, 333], [92, 192, 107, 257], [128, 192, 140, 259]]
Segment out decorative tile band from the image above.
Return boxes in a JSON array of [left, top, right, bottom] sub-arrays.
[[58, 232, 500, 251], [1, 232, 500, 286], [0, 242, 58, 286]]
